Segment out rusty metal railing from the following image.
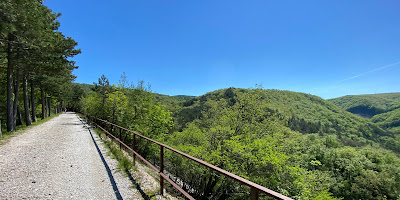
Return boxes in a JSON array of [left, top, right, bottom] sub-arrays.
[[83, 114, 292, 200]]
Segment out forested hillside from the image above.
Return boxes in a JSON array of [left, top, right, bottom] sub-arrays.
[[0, 1, 80, 134], [155, 93, 195, 114], [165, 88, 400, 200], [330, 93, 400, 135], [371, 109, 400, 132], [329, 93, 400, 118], [81, 81, 400, 200]]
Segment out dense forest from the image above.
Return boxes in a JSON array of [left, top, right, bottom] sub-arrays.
[[330, 93, 400, 118], [0, 1, 80, 134], [330, 93, 400, 142], [80, 75, 400, 200]]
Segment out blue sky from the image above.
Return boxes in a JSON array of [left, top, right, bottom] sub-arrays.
[[44, 0, 400, 99]]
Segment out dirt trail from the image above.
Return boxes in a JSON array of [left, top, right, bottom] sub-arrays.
[[0, 112, 142, 199]]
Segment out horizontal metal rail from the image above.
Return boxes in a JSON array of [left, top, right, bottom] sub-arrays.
[[92, 121, 195, 199], [84, 114, 292, 200]]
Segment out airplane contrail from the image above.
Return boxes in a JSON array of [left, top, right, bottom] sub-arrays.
[[338, 61, 400, 83]]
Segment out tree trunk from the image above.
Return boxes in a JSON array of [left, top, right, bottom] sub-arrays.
[[31, 80, 37, 122], [48, 97, 51, 117], [12, 68, 21, 130], [16, 105, 22, 126], [41, 87, 45, 120], [45, 94, 48, 118], [6, 35, 14, 132], [23, 74, 32, 126]]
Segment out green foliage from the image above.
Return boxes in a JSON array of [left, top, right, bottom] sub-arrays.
[[82, 91, 103, 117], [82, 82, 400, 199], [103, 139, 134, 173], [155, 94, 195, 113], [371, 108, 400, 131], [330, 93, 400, 152], [61, 83, 85, 111], [329, 92, 400, 135], [81, 74, 174, 165], [162, 88, 400, 199], [329, 93, 400, 118], [0, 0, 80, 132]]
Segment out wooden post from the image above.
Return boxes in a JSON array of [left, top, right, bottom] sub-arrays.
[[250, 187, 259, 200], [160, 146, 164, 196]]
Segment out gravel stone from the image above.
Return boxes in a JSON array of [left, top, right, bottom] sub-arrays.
[[0, 112, 143, 200]]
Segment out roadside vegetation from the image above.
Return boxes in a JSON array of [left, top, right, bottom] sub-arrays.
[[79, 74, 400, 200]]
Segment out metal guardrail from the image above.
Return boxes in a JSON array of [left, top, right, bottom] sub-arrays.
[[83, 114, 292, 200]]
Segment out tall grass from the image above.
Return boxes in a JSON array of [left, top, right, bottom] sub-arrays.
[[104, 139, 135, 173]]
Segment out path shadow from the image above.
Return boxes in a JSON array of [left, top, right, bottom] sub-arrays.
[[77, 115, 155, 200], [61, 123, 82, 126], [76, 116, 123, 200], [124, 168, 151, 200]]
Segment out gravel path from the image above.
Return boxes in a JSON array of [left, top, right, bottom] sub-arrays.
[[0, 112, 142, 200]]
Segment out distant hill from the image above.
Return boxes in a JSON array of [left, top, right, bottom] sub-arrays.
[[155, 94, 195, 101], [74, 83, 94, 94], [154, 94, 195, 113], [371, 108, 400, 132], [76, 82, 195, 105], [172, 88, 393, 147], [329, 93, 400, 133], [329, 93, 400, 118], [75, 82, 195, 113], [163, 88, 400, 199]]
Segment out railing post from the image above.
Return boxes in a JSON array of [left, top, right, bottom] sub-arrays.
[[97, 124, 102, 139], [119, 128, 122, 150], [109, 123, 112, 135], [250, 187, 259, 200], [133, 134, 136, 165], [160, 145, 164, 196]]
